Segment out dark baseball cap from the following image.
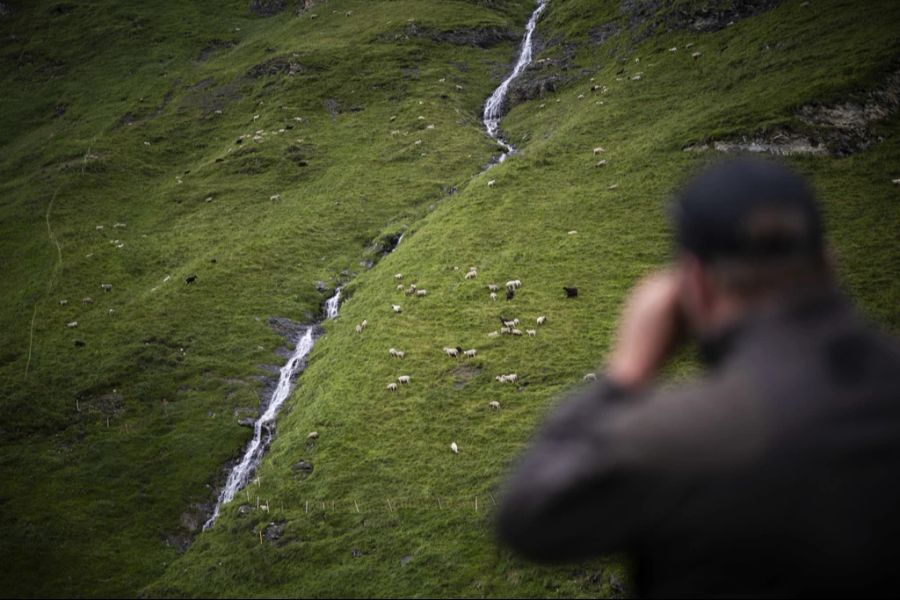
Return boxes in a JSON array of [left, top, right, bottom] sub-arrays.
[[671, 158, 825, 263]]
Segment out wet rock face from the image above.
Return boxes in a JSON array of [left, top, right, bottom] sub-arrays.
[[249, 0, 285, 17], [685, 69, 900, 157], [383, 24, 517, 48], [291, 459, 314, 479]]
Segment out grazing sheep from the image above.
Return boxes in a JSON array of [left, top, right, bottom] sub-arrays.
[[307, 431, 319, 440], [455, 84, 463, 91], [465, 270, 477, 280], [892, 178, 900, 184], [564, 286, 578, 298], [391, 304, 402, 313], [489, 401, 501, 410], [397, 283, 405, 291], [507, 373, 518, 383], [66, 321, 78, 328], [511, 329, 524, 336], [506, 288, 515, 301], [487, 179, 496, 188], [82, 297, 93, 305], [389, 348, 400, 357], [487, 331, 500, 338], [537, 315, 547, 325], [500, 326, 511, 335], [450, 442, 459, 454], [526, 329, 536, 336], [387, 383, 398, 391], [113, 222, 127, 228], [583, 372, 597, 382], [692, 51, 702, 60], [568, 230, 578, 235], [490, 292, 497, 301], [596, 159, 608, 167], [415, 289, 427, 297], [100, 283, 112, 292], [463, 349, 477, 358], [669, 46, 678, 52], [505, 279, 522, 290], [59, 299, 68, 306], [361, 320, 368, 328], [444, 347, 461, 358], [397, 375, 411, 384], [185, 275, 197, 284], [108, 308, 115, 316], [356, 324, 364, 334], [487, 284, 499, 292], [395, 273, 403, 280], [396, 350, 405, 359], [95, 225, 104, 230]]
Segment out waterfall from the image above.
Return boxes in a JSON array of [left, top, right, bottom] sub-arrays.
[[482, 0, 548, 163], [203, 288, 342, 530]]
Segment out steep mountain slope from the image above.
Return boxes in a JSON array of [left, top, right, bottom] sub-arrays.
[[0, 0, 534, 596], [2, 0, 899, 598]]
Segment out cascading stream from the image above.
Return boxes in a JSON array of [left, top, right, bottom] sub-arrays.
[[482, 0, 548, 163], [202, 0, 548, 532], [203, 288, 342, 530]]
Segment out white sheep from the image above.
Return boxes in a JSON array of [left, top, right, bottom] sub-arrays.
[[100, 283, 112, 292], [583, 373, 597, 382], [511, 329, 524, 336], [487, 331, 500, 338], [307, 431, 319, 440], [463, 349, 477, 358], [443, 347, 460, 358], [500, 326, 511, 335], [415, 289, 427, 297], [82, 297, 93, 305], [387, 383, 398, 391], [487, 284, 499, 292], [526, 329, 536, 336], [487, 179, 496, 188], [66, 321, 78, 328], [361, 319, 368, 329], [397, 284, 405, 291], [489, 401, 501, 410], [692, 51, 702, 60], [397, 375, 411, 384], [465, 270, 477, 280], [59, 299, 68, 306], [505, 279, 522, 289], [450, 442, 459, 454], [356, 324, 364, 334], [391, 304, 402, 313], [506, 373, 518, 383], [395, 273, 403, 280], [395, 350, 405, 359], [537, 316, 547, 325], [389, 348, 400, 358], [490, 292, 497, 301], [596, 159, 608, 167]]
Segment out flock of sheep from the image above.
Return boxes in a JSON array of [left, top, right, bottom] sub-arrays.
[[349, 267, 590, 455]]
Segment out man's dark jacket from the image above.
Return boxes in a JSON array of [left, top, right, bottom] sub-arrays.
[[497, 288, 900, 597]]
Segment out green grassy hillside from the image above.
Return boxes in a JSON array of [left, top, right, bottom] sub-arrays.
[[2, 0, 899, 597]]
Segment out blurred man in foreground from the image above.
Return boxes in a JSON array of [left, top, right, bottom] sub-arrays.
[[497, 158, 900, 597]]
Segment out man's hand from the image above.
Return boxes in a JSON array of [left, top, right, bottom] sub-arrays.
[[606, 269, 684, 392]]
